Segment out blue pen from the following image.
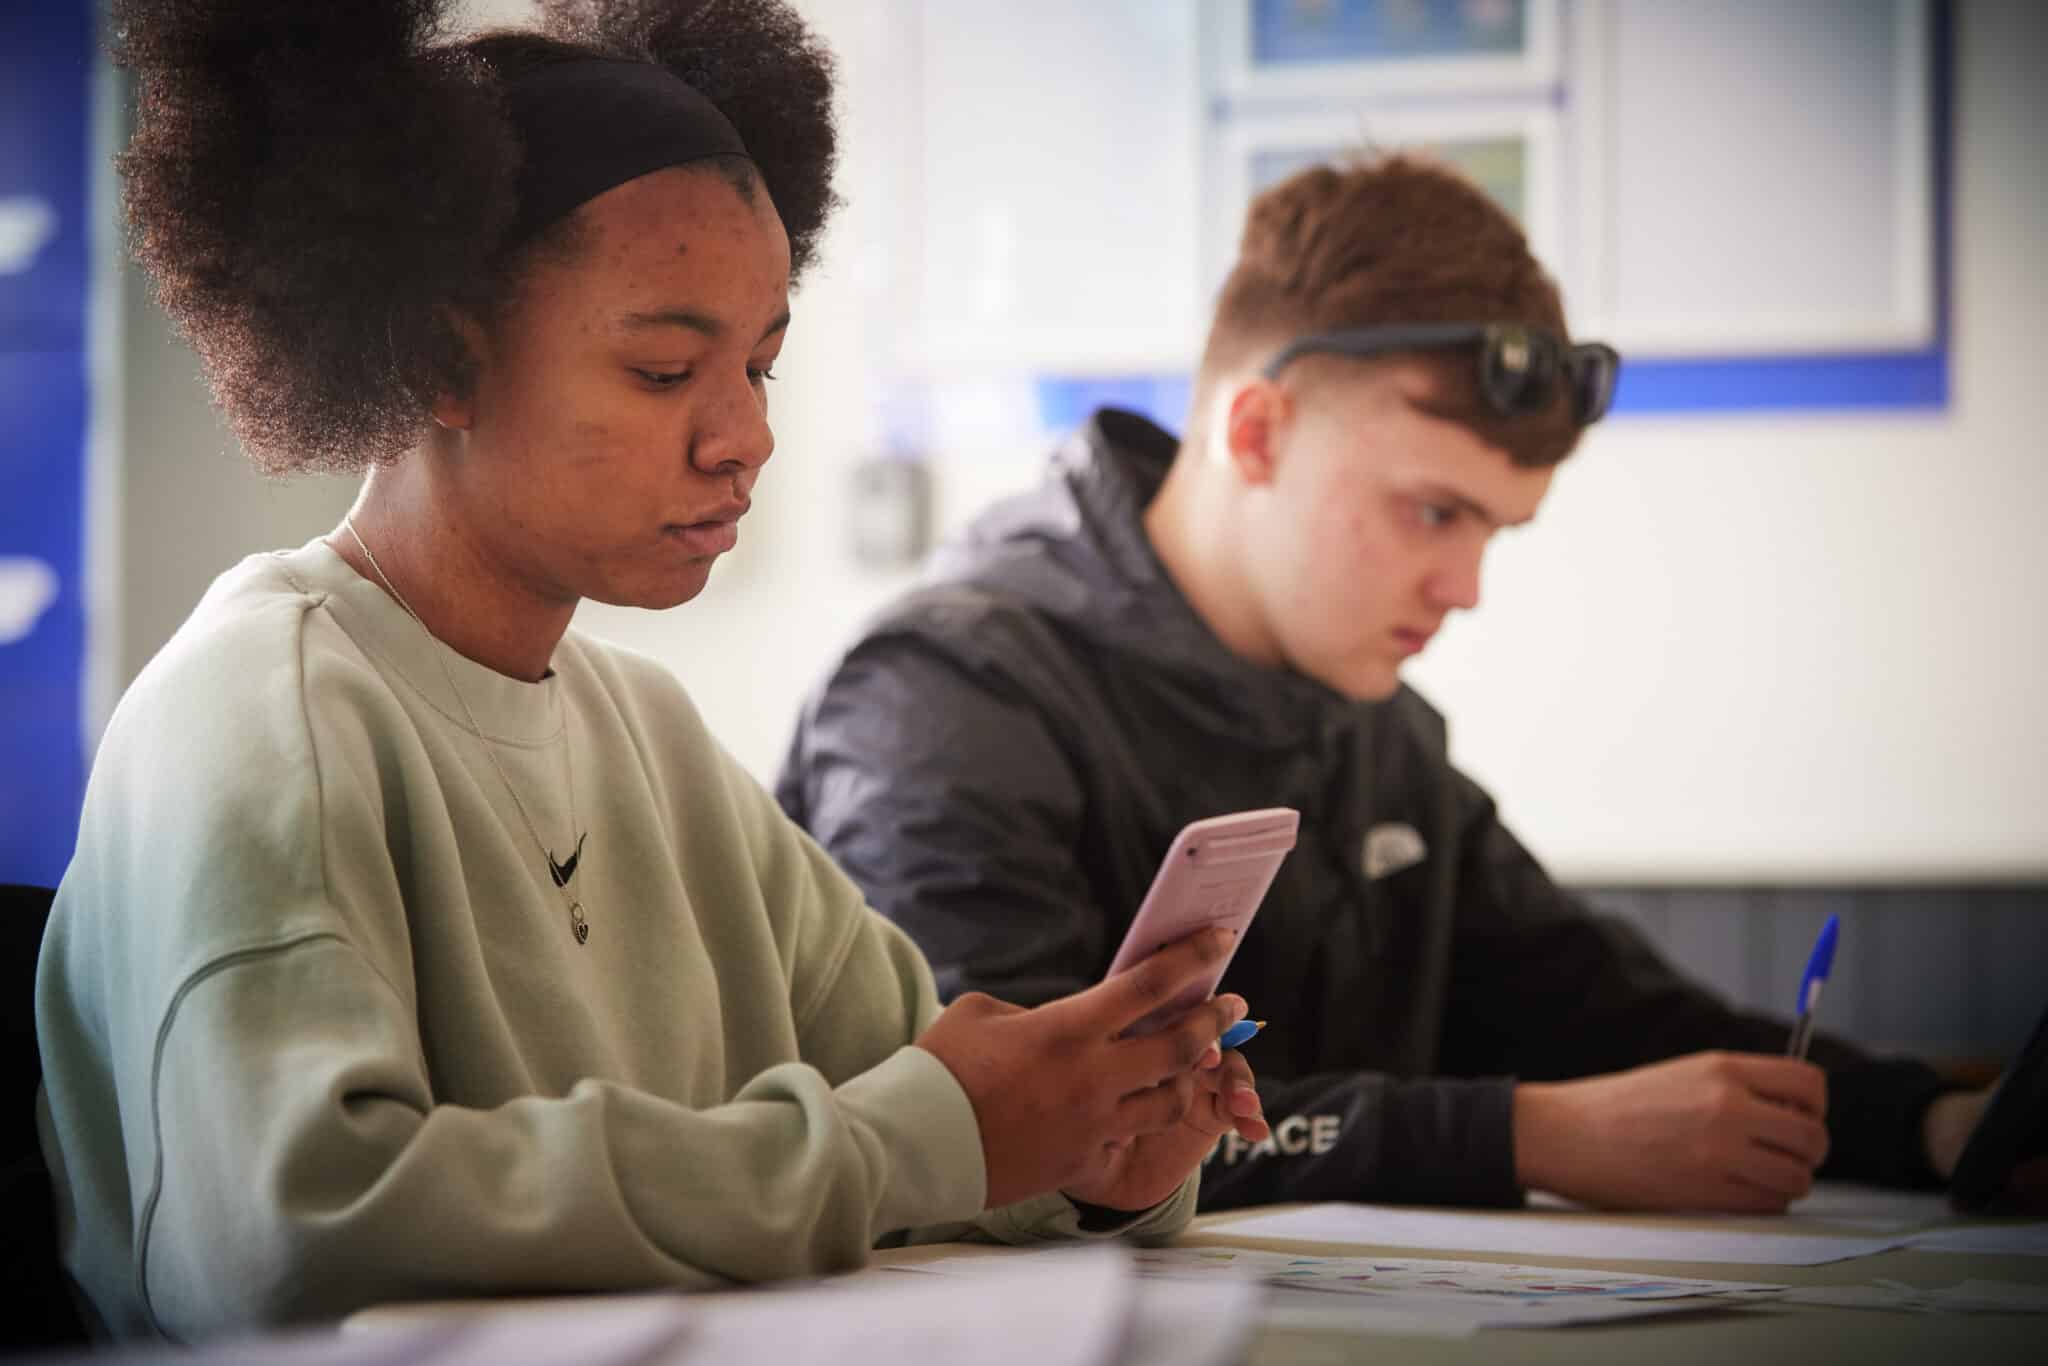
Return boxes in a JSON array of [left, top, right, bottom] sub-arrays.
[[1786, 915, 1839, 1060], [1220, 1019, 1265, 1051]]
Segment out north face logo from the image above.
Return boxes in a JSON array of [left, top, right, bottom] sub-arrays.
[[1205, 1114, 1342, 1165], [1362, 822, 1427, 880]]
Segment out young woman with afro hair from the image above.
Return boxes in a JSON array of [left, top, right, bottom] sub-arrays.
[[35, 1, 1268, 1340]]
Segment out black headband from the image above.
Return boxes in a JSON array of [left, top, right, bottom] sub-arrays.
[[503, 57, 751, 247]]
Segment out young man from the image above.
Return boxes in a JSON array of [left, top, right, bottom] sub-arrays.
[[779, 155, 1995, 1213]]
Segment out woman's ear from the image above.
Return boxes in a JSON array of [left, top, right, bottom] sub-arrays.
[[1223, 378, 1292, 487], [431, 390, 473, 431]]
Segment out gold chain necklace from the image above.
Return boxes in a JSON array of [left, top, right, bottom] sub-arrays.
[[343, 517, 590, 945]]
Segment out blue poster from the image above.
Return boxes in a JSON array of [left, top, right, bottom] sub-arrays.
[[0, 2, 93, 887], [1251, 0, 1528, 66]]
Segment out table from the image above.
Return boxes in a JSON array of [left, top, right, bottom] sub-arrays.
[[876, 1195, 2048, 1364]]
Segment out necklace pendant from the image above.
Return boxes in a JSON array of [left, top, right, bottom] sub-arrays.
[[568, 900, 589, 945]]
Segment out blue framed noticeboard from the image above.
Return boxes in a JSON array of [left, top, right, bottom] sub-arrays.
[[0, 2, 93, 887], [1251, 0, 1531, 66], [1228, 0, 1559, 97]]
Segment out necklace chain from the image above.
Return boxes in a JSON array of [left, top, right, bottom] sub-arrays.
[[343, 517, 590, 945]]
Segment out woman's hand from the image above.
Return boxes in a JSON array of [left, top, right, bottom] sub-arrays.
[[1061, 1036, 1270, 1212], [914, 926, 1255, 1210]]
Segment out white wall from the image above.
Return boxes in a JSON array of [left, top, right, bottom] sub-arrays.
[[1406, 0, 2048, 883], [106, 1, 2048, 885]]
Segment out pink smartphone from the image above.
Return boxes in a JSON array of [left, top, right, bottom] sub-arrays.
[[1105, 807, 1299, 1037]]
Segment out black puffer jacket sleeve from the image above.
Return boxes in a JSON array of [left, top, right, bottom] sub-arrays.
[[1434, 777, 1954, 1190]]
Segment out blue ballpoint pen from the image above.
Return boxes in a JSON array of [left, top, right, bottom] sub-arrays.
[[1220, 1019, 1265, 1051], [1786, 915, 1840, 1060]]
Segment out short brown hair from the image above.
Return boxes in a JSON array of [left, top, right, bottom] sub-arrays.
[[1201, 153, 1580, 467]]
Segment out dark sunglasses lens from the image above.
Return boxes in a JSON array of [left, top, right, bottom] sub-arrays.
[[1480, 327, 1556, 417], [1570, 344, 1619, 424]]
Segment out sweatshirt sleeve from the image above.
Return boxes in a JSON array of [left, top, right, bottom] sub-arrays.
[[1432, 770, 1956, 1189], [123, 932, 988, 1331], [793, 912, 1198, 1250], [738, 741, 1197, 1249]]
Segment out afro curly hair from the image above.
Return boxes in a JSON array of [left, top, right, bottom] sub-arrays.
[[111, 0, 839, 475]]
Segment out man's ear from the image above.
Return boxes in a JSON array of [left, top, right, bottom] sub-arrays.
[[1223, 378, 1291, 487], [431, 309, 491, 431]]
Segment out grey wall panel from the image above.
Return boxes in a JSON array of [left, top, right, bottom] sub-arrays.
[[1577, 885, 2047, 1063], [1655, 889, 1759, 1013]]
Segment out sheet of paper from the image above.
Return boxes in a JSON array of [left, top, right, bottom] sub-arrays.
[[397, 1298, 698, 1364], [1213, 1203, 1903, 1265], [1155, 1249, 1769, 1339], [1783, 1184, 1959, 1230], [853, 1250, 1260, 1366], [1780, 1278, 2048, 1314], [1256, 1297, 1483, 1340], [881, 1250, 1262, 1366], [343, 1293, 697, 1357], [343, 1247, 1157, 1366], [1124, 1247, 1784, 1300], [679, 1247, 1137, 1366], [1119, 1271, 1266, 1366], [1904, 1222, 2048, 1256], [916, 1247, 1777, 1340], [1535, 1183, 1956, 1232], [1254, 1293, 1724, 1339]]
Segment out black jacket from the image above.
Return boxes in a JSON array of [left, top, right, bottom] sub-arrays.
[[778, 408, 1951, 1209]]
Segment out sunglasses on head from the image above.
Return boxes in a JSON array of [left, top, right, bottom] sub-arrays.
[[1260, 322, 1622, 427]]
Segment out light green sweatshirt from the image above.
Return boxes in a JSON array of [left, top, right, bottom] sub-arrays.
[[36, 538, 1193, 1341]]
